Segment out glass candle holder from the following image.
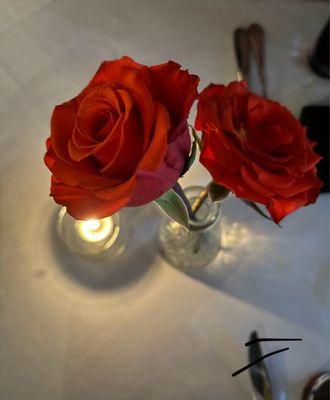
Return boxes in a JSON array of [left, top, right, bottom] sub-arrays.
[[158, 186, 221, 271], [57, 207, 127, 260]]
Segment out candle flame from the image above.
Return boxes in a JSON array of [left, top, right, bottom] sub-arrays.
[[84, 219, 101, 231], [76, 217, 114, 243]]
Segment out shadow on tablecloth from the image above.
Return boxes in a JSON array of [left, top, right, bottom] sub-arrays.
[[174, 195, 330, 335], [49, 205, 160, 292]]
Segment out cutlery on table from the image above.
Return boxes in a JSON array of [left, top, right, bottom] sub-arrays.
[[233, 27, 250, 82], [248, 331, 274, 400], [247, 23, 267, 97]]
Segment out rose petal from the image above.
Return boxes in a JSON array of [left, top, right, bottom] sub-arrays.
[[92, 113, 126, 167], [128, 121, 191, 206], [49, 157, 118, 189], [51, 177, 134, 220], [165, 120, 191, 165], [51, 99, 78, 161], [88, 57, 149, 87], [100, 89, 144, 179], [93, 89, 136, 174], [240, 165, 274, 197], [274, 170, 323, 198], [252, 163, 295, 189], [92, 175, 136, 200], [267, 192, 309, 224], [224, 172, 268, 205], [137, 101, 170, 172], [87, 59, 154, 139], [150, 60, 199, 122]]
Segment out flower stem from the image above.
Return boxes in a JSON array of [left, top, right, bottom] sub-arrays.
[[173, 182, 196, 220], [191, 187, 209, 214], [185, 72, 244, 219], [174, 182, 212, 220], [187, 74, 246, 219]]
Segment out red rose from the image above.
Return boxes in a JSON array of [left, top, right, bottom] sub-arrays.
[[195, 81, 322, 223], [44, 57, 199, 219]]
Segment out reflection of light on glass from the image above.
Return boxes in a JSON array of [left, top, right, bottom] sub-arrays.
[[75, 217, 114, 243]]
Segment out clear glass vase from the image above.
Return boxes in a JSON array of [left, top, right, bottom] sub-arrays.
[[158, 186, 221, 271], [57, 207, 128, 260]]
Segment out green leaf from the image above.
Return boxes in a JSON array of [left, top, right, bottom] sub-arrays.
[[181, 139, 197, 176], [208, 182, 230, 202], [155, 189, 189, 229], [189, 125, 202, 150], [242, 199, 280, 226]]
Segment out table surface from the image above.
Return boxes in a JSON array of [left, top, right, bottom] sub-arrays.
[[0, 1, 329, 399]]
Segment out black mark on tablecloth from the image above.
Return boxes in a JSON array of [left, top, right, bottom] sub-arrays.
[[232, 347, 289, 377], [232, 336, 302, 377], [245, 337, 302, 347]]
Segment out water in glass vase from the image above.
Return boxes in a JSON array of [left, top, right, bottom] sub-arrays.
[[158, 186, 221, 271]]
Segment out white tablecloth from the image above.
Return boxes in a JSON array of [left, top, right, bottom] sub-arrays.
[[0, 1, 329, 399]]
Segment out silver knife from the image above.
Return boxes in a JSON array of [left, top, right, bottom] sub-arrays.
[[248, 331, 274, 400]]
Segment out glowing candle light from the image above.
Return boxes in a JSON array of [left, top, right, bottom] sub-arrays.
[[75, 217, 114, 243], [56, 207, 123, 257], [85, 219, 101, 231]]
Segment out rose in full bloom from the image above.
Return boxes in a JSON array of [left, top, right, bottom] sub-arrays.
[[44, 57, 199, 219], [195, 81, 322, 223]]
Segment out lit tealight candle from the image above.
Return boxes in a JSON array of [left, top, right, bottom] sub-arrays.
[[75, 217, 114, 243]]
